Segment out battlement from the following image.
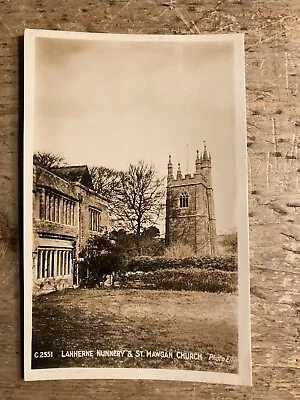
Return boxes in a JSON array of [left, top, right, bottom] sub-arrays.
[[167, 145, 212, 188], [167, 172, 207, 187], [167, 145, 211, 184]]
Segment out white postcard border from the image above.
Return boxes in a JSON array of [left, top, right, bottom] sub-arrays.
[[24, 29, 251, 385]]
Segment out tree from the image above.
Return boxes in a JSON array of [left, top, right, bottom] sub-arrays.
[[139, 226, 165, 256], [113, 161, 165, 235], [110, 226, 165, 258], [110, 229, 141, 259], [91, 161, 165, 235], [79, 236, 124, 288], [89, 166, 122, 200], [141, 226, 160, 239], [33, 151, 67, 169]]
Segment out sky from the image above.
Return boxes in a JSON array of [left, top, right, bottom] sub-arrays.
[[33, 34, 240, 234]]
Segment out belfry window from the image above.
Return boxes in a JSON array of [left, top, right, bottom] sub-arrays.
[[180, 191, 189, 208]]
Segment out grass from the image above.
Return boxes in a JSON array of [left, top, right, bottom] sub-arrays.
[[32, 288, 238, 373]]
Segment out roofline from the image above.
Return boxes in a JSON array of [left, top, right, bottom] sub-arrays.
[[51, 165, 89, 170], [34, 162, 75, 186], [34, 162, 108, 204], [73, 181, 109, 204]]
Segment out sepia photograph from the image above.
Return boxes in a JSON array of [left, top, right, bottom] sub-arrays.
[[24, 29, 251, 384]]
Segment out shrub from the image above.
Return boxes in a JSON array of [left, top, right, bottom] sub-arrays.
[[119, 268, 237, 293], [79, 236, 124, 288], [125, 255, 237, 273]]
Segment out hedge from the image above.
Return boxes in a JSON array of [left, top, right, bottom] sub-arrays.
[[119, 268, 237, 293], [125, 255, 237, 273]]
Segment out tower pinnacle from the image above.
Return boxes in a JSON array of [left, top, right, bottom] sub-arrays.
[[176, 163, 182, 180], [202, 141, 209, 161], [200, 143, 212, 185], [167, 155, 174, 182], [195, 149, 201, 174]]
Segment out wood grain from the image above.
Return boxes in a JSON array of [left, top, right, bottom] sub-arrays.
[[0, 0, 299, 398]]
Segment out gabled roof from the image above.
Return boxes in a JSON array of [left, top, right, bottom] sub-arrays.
[[51, 165, 94, 190]]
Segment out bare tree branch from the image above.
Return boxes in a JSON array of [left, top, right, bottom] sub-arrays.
[[91, 161, 165, 235], [33, 151, 67, 169]]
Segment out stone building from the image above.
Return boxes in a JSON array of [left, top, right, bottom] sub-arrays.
[[165, 146, 217, 256], [32, 163, 109, 293]]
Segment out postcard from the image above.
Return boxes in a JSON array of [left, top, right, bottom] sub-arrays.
[[24, 29, 251, 384]]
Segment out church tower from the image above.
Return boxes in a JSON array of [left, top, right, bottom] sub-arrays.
[[165, 145, 217, 256]]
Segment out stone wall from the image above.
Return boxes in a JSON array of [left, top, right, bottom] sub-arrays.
[[32, 164, 109, 293]]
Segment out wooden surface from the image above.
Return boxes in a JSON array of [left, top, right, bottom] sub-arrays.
[[0, 0, 299, 398]]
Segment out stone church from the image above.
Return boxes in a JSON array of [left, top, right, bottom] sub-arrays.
[[165, 145, 217, 256]]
